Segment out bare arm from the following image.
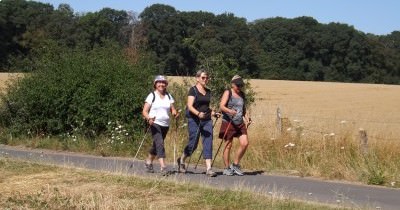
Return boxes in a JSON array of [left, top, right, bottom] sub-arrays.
[[187, 95, 199, 116], [142, 102, 155, 125], [170, 103, 178, 118], [219, 90, 237, 116]]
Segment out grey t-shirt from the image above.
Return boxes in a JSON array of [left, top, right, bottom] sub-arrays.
[[223, 93, 244, 125]]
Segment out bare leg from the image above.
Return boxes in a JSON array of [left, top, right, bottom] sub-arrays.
[[223, 139, 233, 167], [205, 159, 212, 170], [234, 134, 249, 165], [146, 154, 156, 164], [158, 158, 166, 169]]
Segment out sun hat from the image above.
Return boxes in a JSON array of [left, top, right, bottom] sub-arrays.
[[231, 75, 244, 87], [154, 75, 168, 86]]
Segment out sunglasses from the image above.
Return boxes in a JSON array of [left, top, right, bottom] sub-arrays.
[[200, 76, 209, 80]]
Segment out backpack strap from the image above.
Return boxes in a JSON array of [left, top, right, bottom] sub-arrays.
[[151, 91, 156, 104], [151, 91, 171, 104]]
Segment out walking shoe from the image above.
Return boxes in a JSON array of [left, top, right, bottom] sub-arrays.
[[160, 167, 169, 176], [206, 168, 217, 177], [223, 167, 234, 176], [177, 157, 186, 173], [230, 163, 244, 176], [144, 163, 154, 173]]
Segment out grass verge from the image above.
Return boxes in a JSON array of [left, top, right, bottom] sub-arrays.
[[0, 157, 346, 209]]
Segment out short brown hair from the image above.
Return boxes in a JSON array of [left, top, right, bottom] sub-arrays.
[[196, 69, 208, 77]]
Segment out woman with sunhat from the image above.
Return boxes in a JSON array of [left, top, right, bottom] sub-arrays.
[[142, 75, 178, 175]]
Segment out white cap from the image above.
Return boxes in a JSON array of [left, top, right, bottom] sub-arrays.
[[154, 75, 168, 85]]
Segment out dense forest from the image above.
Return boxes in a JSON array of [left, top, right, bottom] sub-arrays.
[[1, 0, 399, 84]]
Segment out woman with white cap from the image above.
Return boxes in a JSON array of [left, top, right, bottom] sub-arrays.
[[142, 75, 178, 175], [219, 75, 252, 176]]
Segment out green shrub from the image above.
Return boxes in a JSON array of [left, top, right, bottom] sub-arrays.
[[0, 44, 155, 138]]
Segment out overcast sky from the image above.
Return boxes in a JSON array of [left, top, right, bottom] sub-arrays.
[[38, 0, 400, 35]]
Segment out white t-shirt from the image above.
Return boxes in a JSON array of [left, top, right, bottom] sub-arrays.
[[145, 91, 174, 127]]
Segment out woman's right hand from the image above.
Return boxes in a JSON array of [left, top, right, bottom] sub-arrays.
[[229, 109, 237, 117], [148, 117, 155, 125], [198, 112, 205, 119]]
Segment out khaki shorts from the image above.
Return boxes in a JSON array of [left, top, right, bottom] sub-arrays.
[[218, 120, 247, 140]]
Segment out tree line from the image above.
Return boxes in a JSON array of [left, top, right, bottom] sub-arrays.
[[1, 0, 399, 84]]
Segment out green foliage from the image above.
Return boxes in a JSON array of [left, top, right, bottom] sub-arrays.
[[199, 54, 256, 109], [0, 43, 156, 138], [1, 1, 400, 84], [362, 154, 387, 185]]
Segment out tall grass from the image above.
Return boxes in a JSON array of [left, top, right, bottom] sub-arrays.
[[212, 111, 400, 187], [0, 158, 345, 209]]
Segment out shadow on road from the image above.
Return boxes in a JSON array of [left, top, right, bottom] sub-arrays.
[[244, 170, 264, 176]]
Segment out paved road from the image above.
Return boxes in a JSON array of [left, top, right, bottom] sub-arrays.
[[1, 144, 399, 209]]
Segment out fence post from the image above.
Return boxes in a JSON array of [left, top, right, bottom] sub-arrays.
[[276, 107, 282, 137], [359, 128, 368, 154]]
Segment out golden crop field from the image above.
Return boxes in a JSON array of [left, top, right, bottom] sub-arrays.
[[249, 79, 400, 141], [170, 76, 400, 142], [0, 73, 22, 90]]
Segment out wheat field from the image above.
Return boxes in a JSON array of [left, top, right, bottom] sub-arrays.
[[170, 76, 400, 141]]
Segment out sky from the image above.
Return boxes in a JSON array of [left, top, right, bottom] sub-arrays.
[[37, 0, 399, 35]]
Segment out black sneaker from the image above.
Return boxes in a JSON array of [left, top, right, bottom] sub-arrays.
[[230, 163, 244, 176], [144, 163, 154, 173], [177, 157, 186, 173]]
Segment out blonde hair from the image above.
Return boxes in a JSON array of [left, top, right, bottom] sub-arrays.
[[231, 75, 241, 81]]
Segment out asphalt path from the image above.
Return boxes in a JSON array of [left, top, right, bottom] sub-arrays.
[[1, 144, 399, 210]]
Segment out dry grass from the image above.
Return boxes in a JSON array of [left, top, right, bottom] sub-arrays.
[[0, 73, 23, 90], [0, 158, 343, 209]]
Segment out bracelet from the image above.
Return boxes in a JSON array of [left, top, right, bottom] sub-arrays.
[[197, 112, 200, 116]]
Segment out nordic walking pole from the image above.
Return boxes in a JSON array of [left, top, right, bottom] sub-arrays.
[[194, 114, 220, 170], [130, 123, 152, 168], [173, 110, 182, 171], [186, 122, 201, 171], [211, 120, 232, 167]]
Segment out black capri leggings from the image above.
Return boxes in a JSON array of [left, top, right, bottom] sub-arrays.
[[149, 123, 169, 158]]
